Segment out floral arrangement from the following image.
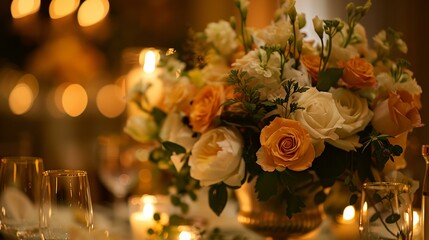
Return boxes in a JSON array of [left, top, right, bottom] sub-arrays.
[[124, 0, 422, 217]]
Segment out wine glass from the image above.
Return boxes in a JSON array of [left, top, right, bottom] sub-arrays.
[[0, 156, 44, 239], [96, 134, 141, 218], [359, 182, 413, 240], [39, 170, 94, 240]]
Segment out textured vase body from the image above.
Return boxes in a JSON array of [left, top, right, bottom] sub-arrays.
[[235, 179, 323, 240]]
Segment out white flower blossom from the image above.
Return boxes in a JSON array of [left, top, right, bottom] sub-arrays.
[[291, 88, 345, 156], [232, 48, 282, 100], [327, 88, 373, 151], [253, 18, 293, 48], [189, 127, 245, 187], [205, 20, 238, 57]]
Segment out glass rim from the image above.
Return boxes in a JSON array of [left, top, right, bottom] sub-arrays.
[[1, 156, 43, 164], [363, 181, 410, 190], [42, 169, 87, 177]]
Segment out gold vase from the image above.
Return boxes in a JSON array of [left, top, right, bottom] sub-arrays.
[[235, 178, 324, 240]]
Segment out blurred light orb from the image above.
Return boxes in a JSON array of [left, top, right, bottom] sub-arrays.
[[62, 84, 88, 117], [11, 0, 41, 18], [18, 74, 39, 100], [96, 84, 126, 118], [49, 0, 80, 19], [9, 83, 34, 115], [77, 0, 109, 27]]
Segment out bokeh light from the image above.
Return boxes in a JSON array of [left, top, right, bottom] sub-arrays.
[[77, 0, 110, 27], [10, 0, 41, 19], [62, 83, 88, 117], [96, 84, 126, 118], [49, 0, 80, 19], [9, 83, 34, 115]]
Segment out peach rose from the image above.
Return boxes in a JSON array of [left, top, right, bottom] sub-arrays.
[[301, 54, 321, 84], [256, 118, 315, 172], [371, 91, 422, 136], [189, 85, 225, 133], [340, 57, 377, 89]]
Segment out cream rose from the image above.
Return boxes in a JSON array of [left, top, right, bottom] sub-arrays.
[[371, 91, 422, 136], [189, 127, 245, 187], [124, 114, 158, 143], [201, 61, 230, 85], [327, 88, 373, 151], [256, 118, 315, 172], [291, 88, 345, 156], [252, 18, 293, 48], [189, 85, 225, 133], [161, 76, 195, 114]]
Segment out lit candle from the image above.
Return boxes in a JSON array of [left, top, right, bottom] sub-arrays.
[[336, 205, 356, 224], [129, 195, 156, 240], [177, 225, 198, 240]]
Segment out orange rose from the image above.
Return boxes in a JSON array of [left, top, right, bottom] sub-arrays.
[[339, 57, 377, 88], [189, 85, 225, 133], [371, 91, 423, 136], [301, 54, 321, 84], [256, 118, 315, 172]]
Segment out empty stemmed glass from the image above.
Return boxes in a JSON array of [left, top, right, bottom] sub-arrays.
[[0, 156, 44, 239], [39, 170, 94, 240], [96, 134, 141, 219]]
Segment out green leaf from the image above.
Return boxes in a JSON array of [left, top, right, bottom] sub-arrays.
[[370, 212, 380, 222], [349, 194, 358, 205], [373, 193, 382, 203], [162, 141, 186, 154], [153, 212, 161, 221], [209, 184, 228, 216], [151, 107, 167, 125], [316, 68, 343, 91], [385, 213, 401, 224], [314, 190, 327, 204], [171, 195, 181, 206], [255, 172, 278, 201], [284, 189, 306, 218]]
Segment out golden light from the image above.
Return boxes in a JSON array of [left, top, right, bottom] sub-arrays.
[[54, 83, 69, 113], [96, 84, 126, 118], [178, 231, 192, 240], [139, 49, 160, 73], [342, 205, 356, 221], [11, 0, 41, 19], [62, 84, 88, 117], [8, 82, 33, 115], [49, 0, 80, 19], [18, 74, 39, 100], [413, 210, 420, 227], [77, 0, 109, 27]]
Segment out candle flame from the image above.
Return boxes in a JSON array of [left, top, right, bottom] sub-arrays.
[[143, 51, 157, 73], [413, 210, 420, 226], [342, 205, 355, 221], [179, 231, 192, 240]]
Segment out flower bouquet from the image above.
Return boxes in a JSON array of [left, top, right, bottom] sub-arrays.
[[125, 0, 422, 220]]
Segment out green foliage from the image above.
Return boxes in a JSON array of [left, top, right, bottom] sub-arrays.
[[316, 68, 343, 92], [209, 184, 228, 216], [284, 189, 306, 218], [255, 172, 278, 201]]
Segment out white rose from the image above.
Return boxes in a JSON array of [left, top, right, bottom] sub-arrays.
[[124, 114, 158, 143], [291, 88, 345, 156], [232, 48, 282, 100], [326, 88, 373, 151], [253, 18, 293, 48], [189, 127, 245, 187], [205, 20, 238, 57]]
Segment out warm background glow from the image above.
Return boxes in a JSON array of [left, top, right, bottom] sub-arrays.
[[10, 0, 41, 19], [77, 0, 110, 27], [62, 84, 88, 117], [96, 84, 126, 118], [9, 83, 34, 115], [49, 0, 80, 19]]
